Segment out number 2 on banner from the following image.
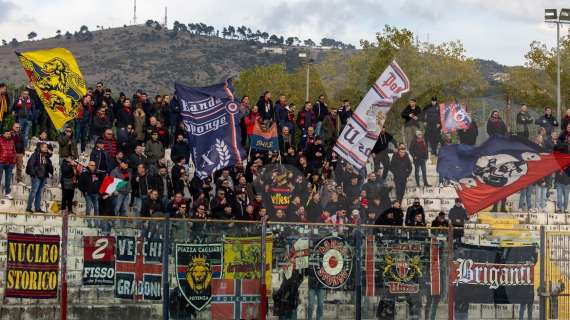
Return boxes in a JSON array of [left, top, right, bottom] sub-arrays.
[[92, 238, 109, 260]]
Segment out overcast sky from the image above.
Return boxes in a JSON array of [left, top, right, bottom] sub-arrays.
[[0, 0, 569, 66]]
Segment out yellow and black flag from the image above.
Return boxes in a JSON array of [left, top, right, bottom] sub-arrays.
[[16, 48, 87, 129]]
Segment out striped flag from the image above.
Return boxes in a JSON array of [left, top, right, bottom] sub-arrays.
[[99, 176, 128, 195], [333, 60, 410, 170]]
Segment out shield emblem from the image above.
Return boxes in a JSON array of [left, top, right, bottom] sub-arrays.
[[175, 243, 223, 311], [396, 260, 409, 279]]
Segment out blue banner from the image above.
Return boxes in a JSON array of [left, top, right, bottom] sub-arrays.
[[175, 80, 245, 178]]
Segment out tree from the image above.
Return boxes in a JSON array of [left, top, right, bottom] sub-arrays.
[[503, 38, 570, 109], [237, 26, 246, 40], [55, 30, 62, 39], [27, 32, 37, 40], [268, 34, 280, 45], [320, 37, 336, 47], [228, 26, 236, 39], [1, 39, 6, 46], [285, 37, 296, 46], [304, 38, 315, 47], [261, 32, 269, 42], [65, 31, 72, 40], [76, 25, 93, 41], [222, 27, 229, 38], [10, 38, 19, 47], [145, 20, 154, 27]]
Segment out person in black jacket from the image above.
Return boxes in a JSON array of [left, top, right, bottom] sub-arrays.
[[273, 269, 303, 319], [210, 188, 234, 220], [132, 164, 157, 216], [458, 118, 478, 145], [313, 94, 329, 136], [401, 99, 422, 145], [375, 200, 404, 226], [78, 160, 104, 226], [423, 97, 441, 156], [449, 198, 468, 240], [372, 126, 395, 179], [170, 133, 190, 165], [390, 144, 413, 203], [25, 143, 53, 213], [409, 131, 430, 187], [155, 166, 174, 207], [90, 139, 111, 174], [60, 157, 78, 214], [116, 124, 137, 154], [116, 98, 135, 128], [256, 91, 274, 123], [486, 110, 508, 137], [535, 107, 559, 136], [516, 105, 534, 139], [405, 198, 425, 226]]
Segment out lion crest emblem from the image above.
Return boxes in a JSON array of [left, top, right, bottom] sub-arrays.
[[175, 243, 223, 311]]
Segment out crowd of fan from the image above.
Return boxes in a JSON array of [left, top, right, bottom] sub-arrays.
[[0, 80, 568, 230]]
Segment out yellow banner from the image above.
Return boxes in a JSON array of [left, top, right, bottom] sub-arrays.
[[223, 236, 272, 291], [17, 48, 87, 129]]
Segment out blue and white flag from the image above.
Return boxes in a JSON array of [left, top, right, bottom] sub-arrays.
[[175, 80, 245, 178]]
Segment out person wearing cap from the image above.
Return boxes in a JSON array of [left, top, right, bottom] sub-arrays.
[[0, 129, 16, 199], [58, 125, 78, 165], [422, 96, 441, 157], [401, 98, 422, 145], [409, 130, 431, 187], [405, 198, 425, 226], [90, 139, 111, 174]]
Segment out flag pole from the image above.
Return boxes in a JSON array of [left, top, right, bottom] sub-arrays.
[[60, 211, 69, 320]]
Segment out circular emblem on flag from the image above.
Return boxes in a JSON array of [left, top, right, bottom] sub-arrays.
[[226, 102, 238, 114], [472, 153, 538, 187], [312, 236, 352, 289]]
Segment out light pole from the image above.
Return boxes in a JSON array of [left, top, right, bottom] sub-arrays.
[[298, 52, 314, 102], [545, 8, 570, 122]]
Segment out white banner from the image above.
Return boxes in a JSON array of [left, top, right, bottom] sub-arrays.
[[333, 60, 410, 169]]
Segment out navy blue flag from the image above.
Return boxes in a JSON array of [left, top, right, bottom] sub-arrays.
[[175, 80, 245, 178], [437, 135, 570, 214]]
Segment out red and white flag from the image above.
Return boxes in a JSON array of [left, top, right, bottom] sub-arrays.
[[334, 60, 410, 169]]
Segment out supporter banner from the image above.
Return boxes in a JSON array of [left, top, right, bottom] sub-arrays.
[[83, 236, 115, 285], [6, 233, 60, 299], [223, 236, 272, 291], [250, 121, 279, 151], [365, 237, 440, 296], [175, 243, 223, 311], [115, 236, 162, 300], [269, 187, 291, 211], [452, 243, 537, 304], [439, 101, 471, 133], [311, 236, 353, 289], [438, 135, 570, 214], [333, 60, 409, 169], [16, 48, 87, 129], [175, 80, 245, 178], [211, 279, 260, 320]]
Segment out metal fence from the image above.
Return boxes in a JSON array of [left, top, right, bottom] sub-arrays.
[[0, 212, 567, 320]]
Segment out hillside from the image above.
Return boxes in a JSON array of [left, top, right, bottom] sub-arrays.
[[0, 25, 335, 94]]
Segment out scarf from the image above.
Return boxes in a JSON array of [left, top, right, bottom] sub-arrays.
[[0, 94, 7, 121]]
